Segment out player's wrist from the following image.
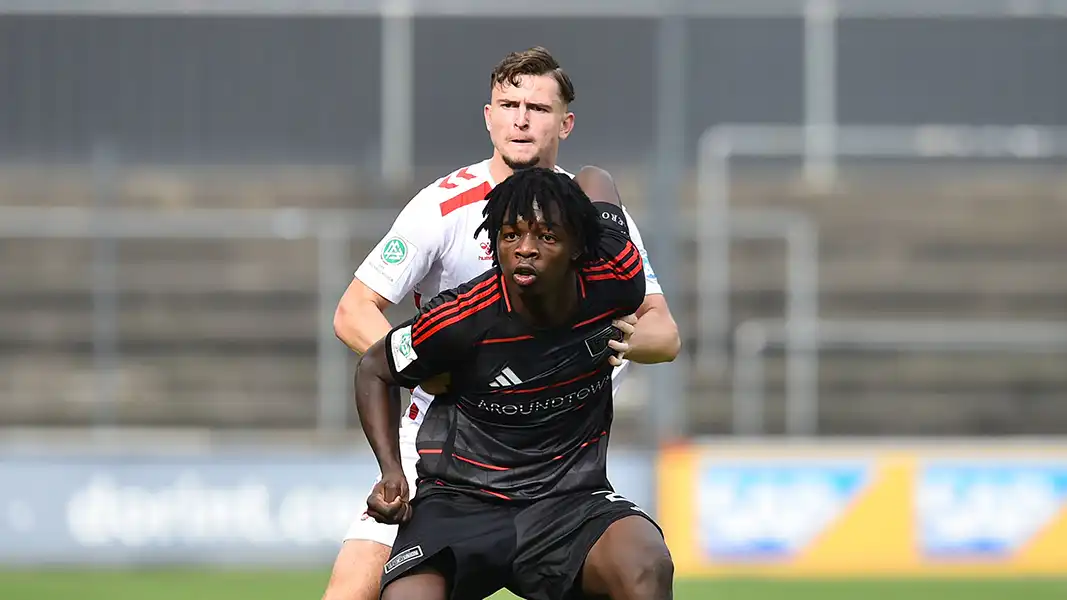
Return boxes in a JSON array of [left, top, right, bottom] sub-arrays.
[[379, 460, 405, 479]]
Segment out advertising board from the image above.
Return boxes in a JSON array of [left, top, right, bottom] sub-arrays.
[[658, 442, 1067, 577]]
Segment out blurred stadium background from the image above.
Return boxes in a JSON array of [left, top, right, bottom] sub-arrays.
[[3, 1, 1067, 598]]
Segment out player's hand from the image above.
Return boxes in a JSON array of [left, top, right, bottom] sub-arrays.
[[419, 372, 452, 395], [366, 471, 412, 525], [608, 314, 638, 367]]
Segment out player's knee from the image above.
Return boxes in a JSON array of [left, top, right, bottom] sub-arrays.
[[381, 567, 449, 600], [322, 541, 391, 600], [623, 544, 674, 598], [322, 575, 379, 600]]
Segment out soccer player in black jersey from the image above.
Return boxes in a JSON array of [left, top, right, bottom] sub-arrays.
[[355, 166, 674, 600]]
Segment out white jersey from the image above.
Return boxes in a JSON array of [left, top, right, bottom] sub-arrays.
[[354, 159, 663, 437]]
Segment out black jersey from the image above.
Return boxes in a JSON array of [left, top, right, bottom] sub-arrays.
[[383, 202, 645, 502]]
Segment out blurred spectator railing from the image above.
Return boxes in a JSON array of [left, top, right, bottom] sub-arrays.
[[697, 123, 1067, 435], [3, 0, 1065, 186], [733, 318, 1067, 436], [0, 204, 396, 431]]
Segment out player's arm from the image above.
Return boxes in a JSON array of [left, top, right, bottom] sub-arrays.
[[578, 167, 680, 364], [334, 194, 444, 355], [354, 290, 472, 475], [354, 336, 407, 478], [334, 279, 393, 355], [622, 207, 681, 364], [626, 294, 680, 364], [575, 166, 645, 314]]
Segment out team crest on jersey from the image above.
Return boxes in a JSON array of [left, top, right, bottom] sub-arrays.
[[391, 325, 418, 372], [372, 234, 418, 284], [585, 325, 623, 360], [381, 237, 408, 264]]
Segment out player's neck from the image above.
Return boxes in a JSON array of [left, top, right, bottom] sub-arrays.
[[488, 152, 557, 186], [507, 273, 579, 328]]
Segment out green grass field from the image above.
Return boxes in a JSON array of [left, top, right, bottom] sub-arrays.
[[1, 570, 1065, 600]]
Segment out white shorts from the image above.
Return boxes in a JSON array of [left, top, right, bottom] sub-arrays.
[[342, 433, 420, 547]]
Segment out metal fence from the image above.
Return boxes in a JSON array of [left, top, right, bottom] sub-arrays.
[[0, 198, 392, 432], [697, 124, 1067, 435]]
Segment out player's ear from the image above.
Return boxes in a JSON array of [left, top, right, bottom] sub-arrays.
[[558, 111, 574, 140], [484, 103, 492, 131]]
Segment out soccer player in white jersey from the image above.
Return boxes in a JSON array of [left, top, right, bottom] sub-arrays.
[[322, 46, 681, 600]]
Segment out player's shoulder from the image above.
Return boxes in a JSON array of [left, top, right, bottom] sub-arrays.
[[409, 266, 501, 343], [406, 160, 494, 220], [416, 269, 502, 316]]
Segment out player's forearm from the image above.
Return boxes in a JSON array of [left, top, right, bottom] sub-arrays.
[[354, 340, 405, 476], [625, 306, 681, 364], [334, 301, 394, 355]]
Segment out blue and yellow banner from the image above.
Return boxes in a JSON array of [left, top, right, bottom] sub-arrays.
[[658, 442, 1067, 577]]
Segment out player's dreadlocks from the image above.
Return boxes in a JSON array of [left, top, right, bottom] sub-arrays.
[[474, 167, 603, 268]]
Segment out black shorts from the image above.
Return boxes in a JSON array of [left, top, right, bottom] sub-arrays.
[[379, 488, 661, 600]]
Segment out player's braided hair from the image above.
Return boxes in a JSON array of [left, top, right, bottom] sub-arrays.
[[474, 167, 602, 268]]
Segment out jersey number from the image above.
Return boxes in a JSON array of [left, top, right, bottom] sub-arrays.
[[592, 490, 647, 515]]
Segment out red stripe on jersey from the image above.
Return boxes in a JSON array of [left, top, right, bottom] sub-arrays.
[[573, 309, 616, 329], [439, 181, 492, 217], [412, 277, 496, 343], [617, 246, 643, 276], [477, 335, 535, 345], [412, 286, 499, 347], [499, 274, 513, 312], [500, 369, 600, 395], [584, 240, 637, 269], [413, 291, 500, 347], [584, 241, 638, 274], [552, 431, 606, 461], [453, 453, 509, 471], [481, 489, 512, 500], [584, 248, 642, 281], [585, 267, 641, 282], [418, 448, 443, 455], [580, 435, 603, 448], [578, 274, 587, 298]]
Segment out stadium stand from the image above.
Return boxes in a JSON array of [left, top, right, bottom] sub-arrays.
[[3, 165, 1066, 435]]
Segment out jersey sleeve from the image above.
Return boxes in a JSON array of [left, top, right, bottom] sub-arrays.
[[383, 286, 482, 388], [354, 196, 444, 304], [622, 206, 663, 297], [583, 202, 646, 315]]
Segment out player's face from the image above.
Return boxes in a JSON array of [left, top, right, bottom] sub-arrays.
[[484, 75, 575, 171], [497, 203, 578, 293]]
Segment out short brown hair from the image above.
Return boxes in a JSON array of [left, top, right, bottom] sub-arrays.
[[490, 46, 576, 106]]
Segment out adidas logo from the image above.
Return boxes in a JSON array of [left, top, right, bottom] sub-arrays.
[[488, 366, 523, 388]]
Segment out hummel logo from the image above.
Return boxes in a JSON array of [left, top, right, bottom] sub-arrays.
[[488, 366, 523, 388]]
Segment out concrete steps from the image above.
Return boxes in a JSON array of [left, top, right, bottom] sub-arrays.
[[3, 165, 1067, 434]]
